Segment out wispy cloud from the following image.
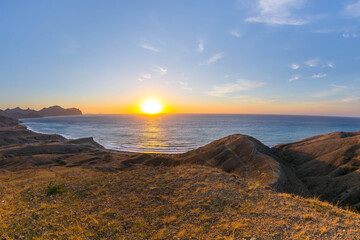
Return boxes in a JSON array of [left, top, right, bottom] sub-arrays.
[[312, 27, 358, 38], [344, 0, 360, 18], [341, 96, 360, 103], [289, 63, 300, 70], [327, 62, 335, 68], [288, 75, 301, 82], [305, 58, 319, 67], [200, 52, 224, 65], [244, 0, 309, 26], [197, 40, 204, 52], [236, 97, 276, 104], [312, 29, 337, 34], [313, 84, 347, 98], [178, 81, 192, 91], [342, 33, 358, 38], [142, 73, 152, 79], [229, 30, 242, 38], [138, 73, 151, 82], [208, 79, 265, 97], [140, 44, 160, 52], [154, 66, 167, 75], [312, 73, 327, 78]]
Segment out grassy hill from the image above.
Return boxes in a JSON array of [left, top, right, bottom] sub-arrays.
[[1, 165, 360, 239]]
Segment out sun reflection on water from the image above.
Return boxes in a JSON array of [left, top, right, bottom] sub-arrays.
[[137, 115, 166, 151]]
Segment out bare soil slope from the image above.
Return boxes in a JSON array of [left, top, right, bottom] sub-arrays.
[[273, 131, 360, 210]]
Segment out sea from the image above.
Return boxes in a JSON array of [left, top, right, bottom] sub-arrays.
[[20, 114, 360, 153]]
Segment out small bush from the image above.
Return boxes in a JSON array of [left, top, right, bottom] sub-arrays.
[[103, 152, 112, 162], [46, 181, 65, 196]]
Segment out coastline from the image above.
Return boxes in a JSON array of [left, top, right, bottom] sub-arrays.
[[19, 114, 360, 154], [2, 114, 360, 238]]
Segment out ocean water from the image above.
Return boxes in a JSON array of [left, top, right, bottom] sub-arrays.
[[21, 114, 360, 153]]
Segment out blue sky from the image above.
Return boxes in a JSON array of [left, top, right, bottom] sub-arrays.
[[1, 0, 360, 116]]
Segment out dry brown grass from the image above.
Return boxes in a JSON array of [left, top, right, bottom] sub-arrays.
[[1, 165, 360, 239]]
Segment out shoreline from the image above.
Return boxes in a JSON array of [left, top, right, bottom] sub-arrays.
[[19, 113, 360, 154], [2, 115, 360, 210], [2, 114, 360, 238]]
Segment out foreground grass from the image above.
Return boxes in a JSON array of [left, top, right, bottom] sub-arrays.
[[0, 165, 360, 239]]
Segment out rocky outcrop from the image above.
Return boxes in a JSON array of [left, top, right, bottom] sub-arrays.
[[0, 115, 19, 128], [68, 137, 104, 149], [38, 105, 82, 117], [273, 131, 360, 210]]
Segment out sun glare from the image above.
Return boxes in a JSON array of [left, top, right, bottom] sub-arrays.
[[140, 99, 164, 114]]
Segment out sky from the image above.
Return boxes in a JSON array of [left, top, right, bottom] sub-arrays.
[[1, 0, 360, 116]]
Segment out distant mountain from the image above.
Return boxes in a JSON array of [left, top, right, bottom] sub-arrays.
[[0, 106, 82, 119], [0, 109, 6, 117], [38, 105, 82, 117], [4, 107, 43, 119]]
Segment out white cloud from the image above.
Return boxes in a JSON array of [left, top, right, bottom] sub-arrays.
[[305, 58, 319, 67], [231, 95, 251, 99], [327, 62, 335, 68], [312, 73, 327, 78], [197, 41, 204, 52], [288, 75, 301, 82], [208, 79, 265, 97], [289, 63, 300, 70], [140, 44, 160, 52], [244, 0, 309, 26], [200, 52, 224, 66], [312, 29, 337, 34], [142, 73, 152, 79], [342, 33, 358, 38], [312, 28, 358, 38], [154, 66, 167, 75], [177, 81, 192, 91], [229, 30, 242, 38], [313, 84, 347, 98], [345, 0, 360, 18], [237, 97, 276, 104], [178, 81, 188, 86], [181, 86, 193, 91], [341, 96, 360, 103], [138, 78, 143, 82]]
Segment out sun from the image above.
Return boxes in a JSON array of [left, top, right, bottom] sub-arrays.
[[140, 98, 164, 114]]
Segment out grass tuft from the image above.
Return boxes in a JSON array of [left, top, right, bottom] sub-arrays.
[[46, 181, 65, 196]]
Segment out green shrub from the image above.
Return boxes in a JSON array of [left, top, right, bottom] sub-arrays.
[[46, 181, 65, 196]]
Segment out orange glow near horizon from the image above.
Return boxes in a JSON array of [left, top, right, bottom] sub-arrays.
[[139, 98, 164, 115], [44, 97, 360, 117]]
